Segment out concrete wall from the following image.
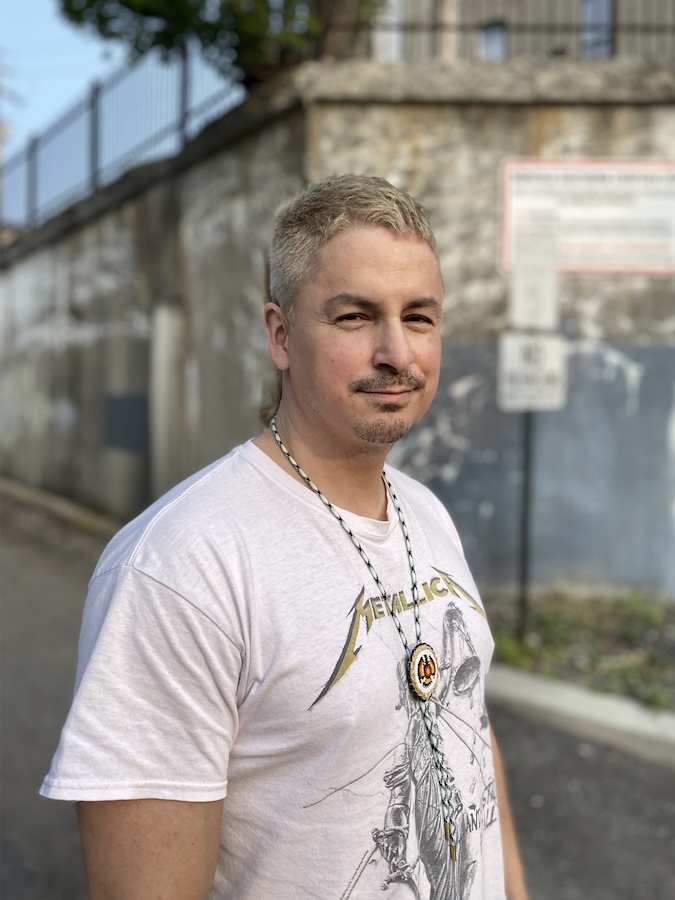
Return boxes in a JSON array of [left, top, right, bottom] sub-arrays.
[[1, 59, 673, 595], [150, 111, 305, 497], [1, 91, 305, 517], [0, 207, 152, 517]]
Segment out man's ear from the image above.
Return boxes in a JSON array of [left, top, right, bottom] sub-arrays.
[[263, 302, 290, 371]]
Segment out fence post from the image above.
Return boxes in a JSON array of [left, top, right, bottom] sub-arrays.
[[27, 136, 38, 228], [90, 80, 101, 192], [610, 0, 618, 57], [179, 47, 190, 150]]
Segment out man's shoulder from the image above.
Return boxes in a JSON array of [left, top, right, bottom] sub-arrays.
[[95, 441, 263, 577]]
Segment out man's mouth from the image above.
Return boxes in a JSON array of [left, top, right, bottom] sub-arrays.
[[362, 389, 412, 400]]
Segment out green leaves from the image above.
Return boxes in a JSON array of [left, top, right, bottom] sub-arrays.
[[59, 0, 381, 87]]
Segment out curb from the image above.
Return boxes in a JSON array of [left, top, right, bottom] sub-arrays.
[[0, 477, 122, 540], [487, 663, 675, 771], [3, 477, 675, 770]]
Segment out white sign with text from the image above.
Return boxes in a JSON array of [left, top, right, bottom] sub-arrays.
[[497, 332, 568, 412], [502, 160, 675, 273]]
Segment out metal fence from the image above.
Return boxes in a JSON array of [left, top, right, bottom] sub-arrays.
[[2, 5, 674, 235], [369, 1, 675, 65], [1, 48, 245, 231]]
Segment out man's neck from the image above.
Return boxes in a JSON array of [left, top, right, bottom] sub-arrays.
[[253, 427, 391, 521]]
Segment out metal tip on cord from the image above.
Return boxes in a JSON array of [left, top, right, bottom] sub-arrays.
[[444, 820, 457, 861]]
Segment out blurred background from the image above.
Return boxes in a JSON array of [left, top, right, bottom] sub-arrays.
[[1, 1, 674, 898]]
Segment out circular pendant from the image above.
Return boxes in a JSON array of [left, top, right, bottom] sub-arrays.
[[408, 643, 439, 701]]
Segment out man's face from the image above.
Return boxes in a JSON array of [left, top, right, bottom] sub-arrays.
[[277, 225, 443, 453]]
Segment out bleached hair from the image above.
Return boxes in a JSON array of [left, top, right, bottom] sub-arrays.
[[268, 174, 437, 322]]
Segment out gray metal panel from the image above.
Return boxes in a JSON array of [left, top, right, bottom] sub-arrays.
[[104, 394, 149, 454], [392, 343, 675, 596]]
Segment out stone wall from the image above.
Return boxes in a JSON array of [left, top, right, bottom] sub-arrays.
[[1, 59, 674, 595]]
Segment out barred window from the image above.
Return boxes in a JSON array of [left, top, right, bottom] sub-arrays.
[[479, 21, 508, 62], [581, 0, 615, 57]]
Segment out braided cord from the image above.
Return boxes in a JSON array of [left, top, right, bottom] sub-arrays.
[[270, 417, 457, 851]]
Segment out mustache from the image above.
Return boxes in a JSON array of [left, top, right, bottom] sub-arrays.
[[349, 372, 426, 393]]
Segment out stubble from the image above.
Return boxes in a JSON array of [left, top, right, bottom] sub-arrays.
[[348, 371, 427, 446]]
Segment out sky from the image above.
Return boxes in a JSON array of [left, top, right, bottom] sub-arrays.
[[1, 0, 127, 158]]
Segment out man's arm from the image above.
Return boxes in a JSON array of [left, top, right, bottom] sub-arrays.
[[490, 725, 530, 900], [77, 798, 224, 900]]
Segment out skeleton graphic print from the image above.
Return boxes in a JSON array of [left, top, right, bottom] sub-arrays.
[[310, 571, 499, 900]]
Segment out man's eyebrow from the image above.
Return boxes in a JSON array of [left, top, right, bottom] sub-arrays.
[[403, 296, 443, 314], [323, 293, 443, 315]]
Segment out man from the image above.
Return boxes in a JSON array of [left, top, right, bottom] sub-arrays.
[[42, 174, 529, 899]]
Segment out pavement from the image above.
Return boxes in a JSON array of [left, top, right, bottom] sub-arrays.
[[2, 478, 675, 899]]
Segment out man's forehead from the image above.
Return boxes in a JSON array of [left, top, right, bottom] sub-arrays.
[[317, 223, 435, 251], [322, 292, 443, 314], [286, 225, 443, 317], [314, 226, 440, 275]]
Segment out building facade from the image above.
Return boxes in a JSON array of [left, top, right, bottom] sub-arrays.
[[371, 0, 674, 63]]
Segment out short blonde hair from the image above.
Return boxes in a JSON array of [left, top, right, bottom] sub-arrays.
[[268, 174, 437, 322]]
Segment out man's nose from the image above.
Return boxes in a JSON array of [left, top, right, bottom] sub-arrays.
[[372, 321, 415, 371]]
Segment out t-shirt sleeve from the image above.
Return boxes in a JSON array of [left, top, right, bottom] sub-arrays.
[[41, 564, 241, 802]]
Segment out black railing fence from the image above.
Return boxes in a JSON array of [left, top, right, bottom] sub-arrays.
[[1, 47, 245, 232], [367, 2, 675, 65], [2, 9, 674, 235]]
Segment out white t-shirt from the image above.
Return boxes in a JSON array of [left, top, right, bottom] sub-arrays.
[[42, 441, 505, 899]]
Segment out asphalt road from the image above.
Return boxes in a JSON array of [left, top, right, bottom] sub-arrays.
[[1, 496, 674, 900]]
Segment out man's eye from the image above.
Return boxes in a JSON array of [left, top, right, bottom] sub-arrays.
[[336, 313, 366, 323], [406, 315, 434, 325]]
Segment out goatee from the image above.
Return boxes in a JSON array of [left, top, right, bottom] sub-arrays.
[[352, 416, 411, 445]]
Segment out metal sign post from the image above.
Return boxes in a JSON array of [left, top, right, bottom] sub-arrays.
[[518, 410, 534, 643], [498, 228, 567, 641]]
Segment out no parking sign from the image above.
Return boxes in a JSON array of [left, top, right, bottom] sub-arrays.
[[497, 332, 568, 412]]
